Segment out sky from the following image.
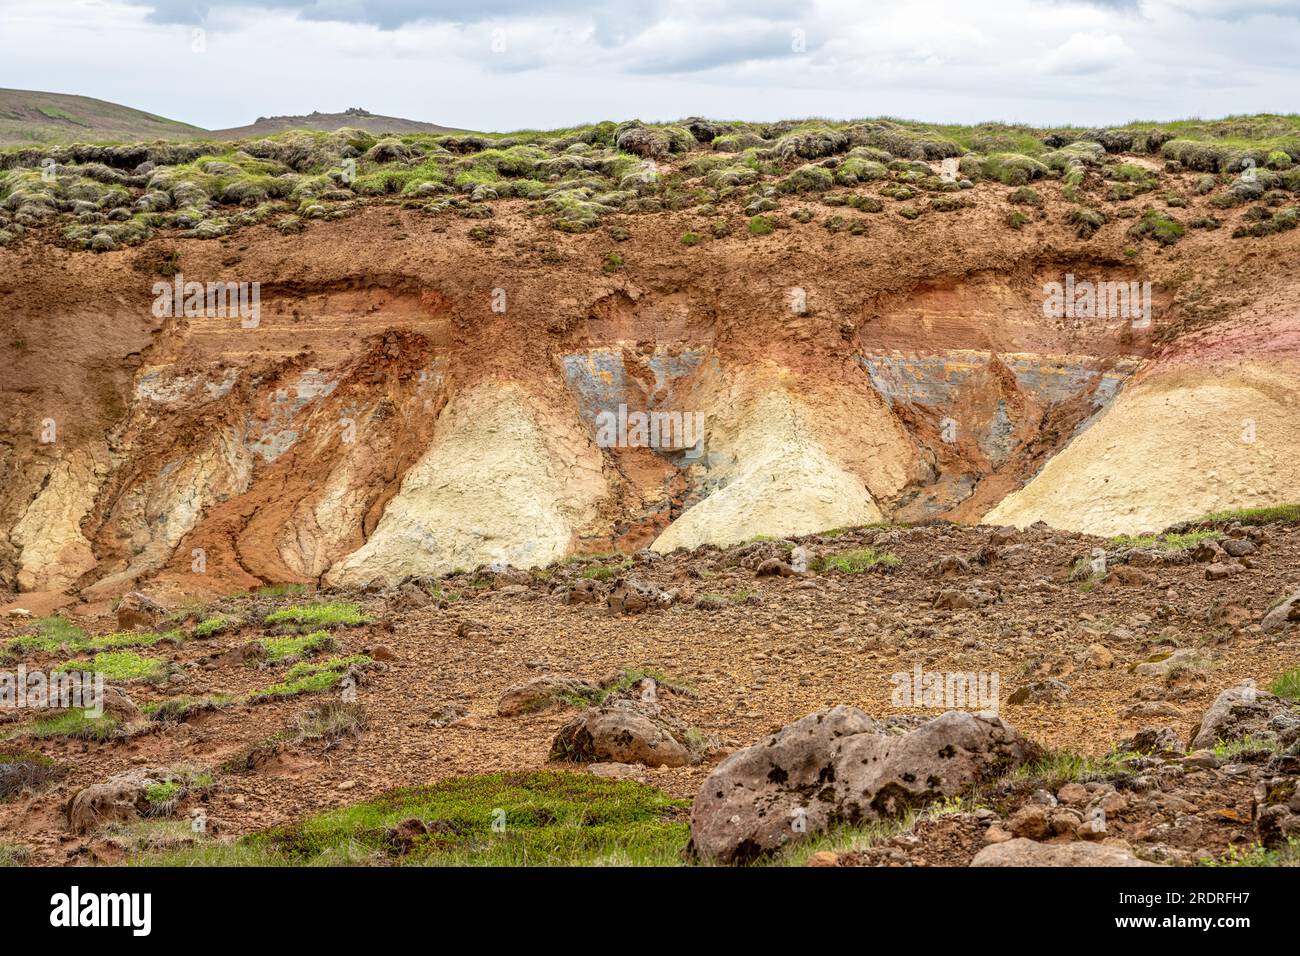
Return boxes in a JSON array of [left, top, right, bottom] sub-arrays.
[[2, 0, 1299, 131]]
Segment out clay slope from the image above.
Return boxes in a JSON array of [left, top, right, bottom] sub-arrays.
[[2, 170, 1299, 601], [986, 306, 1300, 536]]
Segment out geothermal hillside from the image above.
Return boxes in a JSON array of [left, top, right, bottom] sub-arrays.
[[2, 117, 1299, 606]]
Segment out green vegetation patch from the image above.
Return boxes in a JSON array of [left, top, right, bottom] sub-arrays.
[[2, 618, 181, 660], [1194, 503, 1300, 526], [0, 750, 62, 799], [194, 614, 239, 638], [16, 709, 123, 742], [143, 694, 237, 723], [249, 655, 372, 702], [812, 548, 900, 574], [0, 843, 33, 866], [56, 650, 165, 682], [1128, 208, 1185, 245], [135, 771, 688, 867], [1272, 668, 1300, 702], [264, 601, 371, 631], [1109, 530, 1221, 551], [260, 630, 337, 662]]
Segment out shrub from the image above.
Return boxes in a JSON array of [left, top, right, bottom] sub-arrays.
[[264, 602, 371, 631], [1008, 186, 1042, 207], [56, 651, 165, 682], [260, 630, 337, 662], [1069, 206, 1107, 239], [779, 164, 834, 193], [981, 153, 1049, 186], [1128, 208, 1184, 245], [834, 156, 888, 185], [1006, 211, 1030, 230], [812, 548, 900, 574]]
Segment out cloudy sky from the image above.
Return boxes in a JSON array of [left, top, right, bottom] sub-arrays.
[[2, 0, 1298, 131]]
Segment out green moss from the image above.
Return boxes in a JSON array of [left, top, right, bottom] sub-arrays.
[[1128, 208, 1184, 245], [260, 630, 337, 662], [249, 655, 372, 703], [812, 548, 900, 574], [194, 614, 238, 638], [1069, 206, 1107, 239], [134, 771, 688, 867], [264, 601, 371, 631], [779, 164, 834, 193], [747, 214, 774, 236], [56, 650, 165, 682], [1006, 210, 1030, 230], [144, 781, 181, 806], [981, 153, 1049, 186], [1007, 186, 1042, 207]]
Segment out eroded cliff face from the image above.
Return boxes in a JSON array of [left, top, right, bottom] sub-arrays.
[[2, 189, 1298, 601]]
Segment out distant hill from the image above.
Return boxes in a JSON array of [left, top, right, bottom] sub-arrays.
[[210, 108, 463, 139], [0, 88, 203, 146], [0, 91, 464, 147]]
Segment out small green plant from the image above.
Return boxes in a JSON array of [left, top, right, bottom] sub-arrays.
[[812, 548, 900, 574], [1199, 839, 1300, 867], [1109, 530, 1220, 551], [602, 251, 623, 273], [144, 781, 181, 807], [194, 614, 239, 638], [256, 583, 308, 598], [0, 843, 33, 866], [679, 230, 702, 246], [1007, 186, 1042, 207], [264, 601, 371, 631], [1271, 668, 1300, 701], [1128, 208, 1185, 246], [249, 656, 372, 702], [747, 214, 774, 236], [132, 771, 688, 867], [1069, 206, 1107, 239], [19, 709, 123, 742], [294, 701, 368, 743], [143, 694, 237, 723], [260, 630, 337, 662], [1195, 503, 1300, 526], [1212, 735, 1282, 760], [56, 650, 165, 682], [1006, 210, 1030, 230], [1007, 749, 1136, 789], [0, 751, 62, 799]]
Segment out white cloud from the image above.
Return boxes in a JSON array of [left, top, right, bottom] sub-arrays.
[[0, 0, 1295, 130], [1036, 31, 1134, 74]]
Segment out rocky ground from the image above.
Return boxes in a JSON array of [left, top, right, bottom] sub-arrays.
[[1, 511, 1297, 866]]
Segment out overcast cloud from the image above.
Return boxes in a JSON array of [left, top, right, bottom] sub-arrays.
[[1, 0, 1298, 130]]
